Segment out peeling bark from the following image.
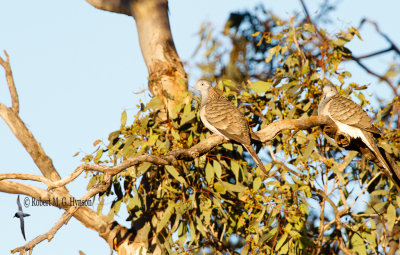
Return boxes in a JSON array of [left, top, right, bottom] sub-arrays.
[[87, 0, 188, 119]]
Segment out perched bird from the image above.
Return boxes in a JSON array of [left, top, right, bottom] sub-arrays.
[[195, 80, 268, 176], [318, 84, 391, 174], [14, 195, 30, 240]]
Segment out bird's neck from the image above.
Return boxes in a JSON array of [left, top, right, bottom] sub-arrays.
[[208, 87, 224, 101], [200, 90, 209, 105]]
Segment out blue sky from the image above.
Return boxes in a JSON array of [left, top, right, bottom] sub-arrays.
[[0, 1, 399, 254]]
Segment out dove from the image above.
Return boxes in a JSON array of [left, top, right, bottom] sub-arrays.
[[318, 84, 391, 174], [195, 80, 268, 176]]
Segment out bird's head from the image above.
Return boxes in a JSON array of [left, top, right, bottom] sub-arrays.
[[322, 84, 338, 97], [194, 80, 212, 95], [13, 213, 18, 218]]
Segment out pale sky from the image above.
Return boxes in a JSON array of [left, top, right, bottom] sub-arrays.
[[0, 1, 399, 254]]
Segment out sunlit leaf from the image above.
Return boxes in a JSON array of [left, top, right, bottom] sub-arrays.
[[165, 165, 186, 184], [156, 203, 175, 233]]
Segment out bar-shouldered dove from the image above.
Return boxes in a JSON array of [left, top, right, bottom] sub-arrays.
[[318, 84, 391, 174], [195, 80, 268, 176]]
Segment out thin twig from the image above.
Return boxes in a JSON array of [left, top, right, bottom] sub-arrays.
[[349, 172, 383, 209]]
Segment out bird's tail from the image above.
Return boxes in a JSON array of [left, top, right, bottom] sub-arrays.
[[361, 131, 400, 191], [243, 144, 268, 177]]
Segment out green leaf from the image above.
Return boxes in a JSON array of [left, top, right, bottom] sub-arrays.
[[221, 181, 247, 193], [205, 161, 214, 184], [370, 190, 389, 196], [180, 102, 195, 126], [147, 133, 159, 146], [165, 165, 187, 184], [231, 160, 240, 183], [214, 182, 226, 194], [120, 110, 127, 127], [138, 162, 152, 175], [94, 149, 103, 164], [213, 160, 222, 178], [156, 203, 175, 233], [253, 177, 262, 190], [249, 80, 271, 93], [350, 232, 367, 255], [189, 220, 196, 245], [275, 232, 288, 251], [113, 200, 121, 214], [145, 96, 163, 111], [196, 216, 207, 237], [302, 138, 315, 160], [387, 203, 396, 232], [178, 223, 187, 246], [222, 143, 233, 150]]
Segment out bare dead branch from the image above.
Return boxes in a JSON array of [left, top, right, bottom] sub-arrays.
[[11, 175, 112, 254], [0, 179, 125, 253], [0, 55, 67, 192], [353, 47, 394, 60], [0, 51, 19, 113], [0, 173, 52, 186]]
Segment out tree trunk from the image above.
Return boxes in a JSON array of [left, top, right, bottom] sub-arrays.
[[86, 0, 188, 253], [87, 0, 188, 119]]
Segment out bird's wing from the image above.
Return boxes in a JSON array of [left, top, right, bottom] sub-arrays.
[[19, 217, 26, 240], [204, 99, 251, 145], [327, 95, 381, 135], [17, 195, 22, 211]]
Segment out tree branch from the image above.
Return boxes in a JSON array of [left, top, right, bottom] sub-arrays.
[[0, 103, 68, 193], [359, 18, 400, 56], [10, 175, 112, 254], [349, 56, 398, 98], [0, 51, 19, 113], [0, 179, 127, 253], [85, 0, 131, 15]]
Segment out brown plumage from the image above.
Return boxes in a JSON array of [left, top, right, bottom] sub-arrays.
[[195, 80, 268, 176], [319, 84, 392, 179], [327, 94, 381, 136]]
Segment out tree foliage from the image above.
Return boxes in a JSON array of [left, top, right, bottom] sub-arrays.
[[84, 6, 400, 255]]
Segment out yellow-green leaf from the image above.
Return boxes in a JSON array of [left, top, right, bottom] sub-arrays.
[[120, 110, 127, 127], [249, 80, 271, 93], [205, 161, 214, 184], [165, 165, 186, 184], [156, 203, 175, 233], [388, 203, 396, 232]]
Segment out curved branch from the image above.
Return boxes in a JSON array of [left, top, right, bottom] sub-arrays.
[[0, 180, 126, 254], [254, 115, 334, 142], [48, 116, 334, 190], [0, 173, 52, 186], [85, 0, 131, 15], [11, 175, 112, 254]]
